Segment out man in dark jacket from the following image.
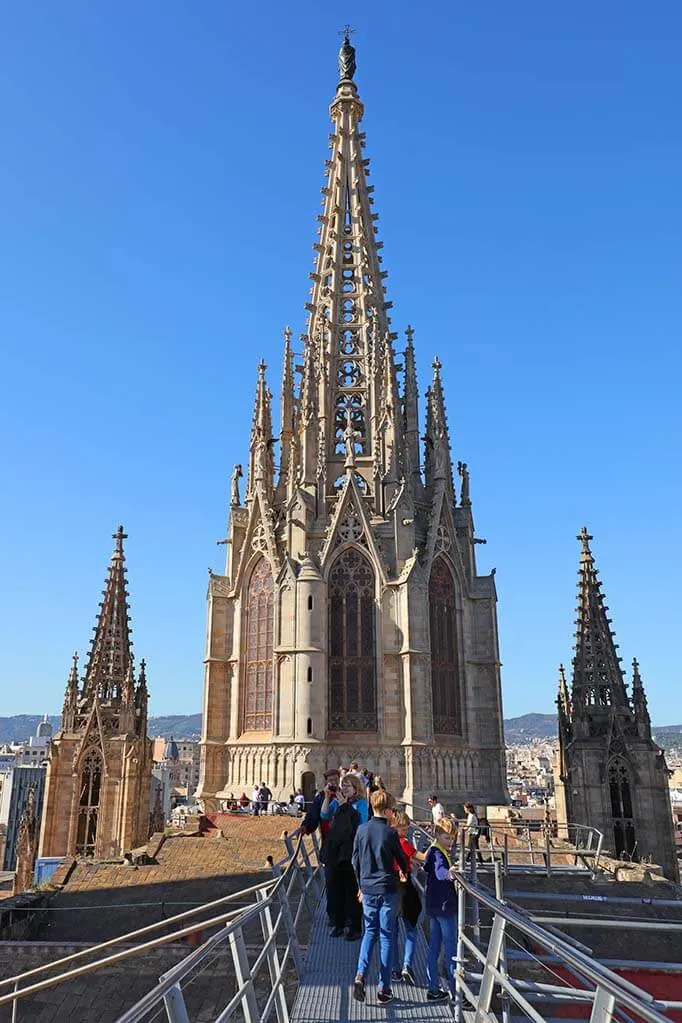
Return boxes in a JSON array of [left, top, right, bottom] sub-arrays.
[[351, 789, 408, 1005], [301, 767, 341, 917]]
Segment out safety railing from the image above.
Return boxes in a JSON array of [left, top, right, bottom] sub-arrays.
[[0, 827, 322, 1023], [408, 818, 679, 1023], [408, 801, 603, 877]]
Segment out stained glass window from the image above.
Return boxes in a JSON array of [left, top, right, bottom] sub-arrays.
[[243, 558, 274, 731], [76, 748, 102, 856], [429, 556, 462, 735], [608, 758, 637, 859], [329, 548, 376, 731]]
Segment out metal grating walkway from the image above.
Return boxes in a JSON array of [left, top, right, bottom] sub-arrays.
[[291, 899, 454, 1023]]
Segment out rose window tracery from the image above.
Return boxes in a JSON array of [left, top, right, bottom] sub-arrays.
[[337, 503, 364, 543]]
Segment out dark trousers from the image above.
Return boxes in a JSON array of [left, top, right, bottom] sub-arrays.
[[328, 862, 362, 933]]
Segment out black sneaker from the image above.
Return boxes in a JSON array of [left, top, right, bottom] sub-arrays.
[[353, 977, 365, 1003], [392, 970, 403, 982], [402, 967, 416, 985], [377, 990, 394, 1004], [427, 989, 449, 1002], [330, 926, 344, 937]]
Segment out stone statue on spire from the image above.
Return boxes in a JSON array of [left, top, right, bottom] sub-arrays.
[[231, 464, 243, 507], [338, 28, 356, 82]]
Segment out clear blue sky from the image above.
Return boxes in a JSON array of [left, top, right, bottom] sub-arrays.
[[2, 3, 681, 723]]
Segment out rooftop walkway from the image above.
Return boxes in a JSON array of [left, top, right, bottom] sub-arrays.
[[291, 898, 454, 1023]]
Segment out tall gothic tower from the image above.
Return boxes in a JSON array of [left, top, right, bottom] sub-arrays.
[[39, 528, 153, 859], [555, 529, 677, 881], [197, 36, 507, 811]]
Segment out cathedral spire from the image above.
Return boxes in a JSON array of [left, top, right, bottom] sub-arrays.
[[402, 326, 423, 495], [247, 360, 274, 498], [82, 527, 134, 704], [277, 327, 296, 493], [424, 357, 454, 496], [571, 527, 629, 715], [300, 33, 398, 501], [557, 663, 570, 718], [62, 652, 79, 729], [135, 657, 149, 739], [631, 657, 652, 737]]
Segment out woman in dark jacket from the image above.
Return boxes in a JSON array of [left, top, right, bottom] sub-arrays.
[[322, 774, 364, 939]]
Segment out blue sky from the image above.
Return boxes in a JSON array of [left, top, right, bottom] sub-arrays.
[[1, 3, 681, 723]]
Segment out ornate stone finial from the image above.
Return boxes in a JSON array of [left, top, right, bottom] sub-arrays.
[[231, 464, 243, 507], [432, 355, 442, 374], [284, 325, 293, 344], [457, 460, 471, 506], [338, 27, 357, 82], [405, 324, 415, 346], [113, 525, 127, 556]]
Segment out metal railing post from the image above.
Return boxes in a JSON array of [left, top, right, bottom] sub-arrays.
[[228, 928, 260, 1023], [257, 889, 289, 1023], [503, 832, 509, 875], [11, 980, 18, 1023], [162, 984, 191, 1023], [476, 913, 506, 1017], [275, 879, 304, 976], [590, 984, 617, 1023], [494, 861, 510, 1023], [454, 877, 466, 1023], [545, 827, 552, 878]]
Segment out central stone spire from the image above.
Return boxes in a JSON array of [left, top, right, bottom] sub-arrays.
[[198, 36, 508, 817], [296, 33, 400, 512]]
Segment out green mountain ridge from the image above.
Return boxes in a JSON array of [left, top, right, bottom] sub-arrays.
[[2, 712, 681, 747]]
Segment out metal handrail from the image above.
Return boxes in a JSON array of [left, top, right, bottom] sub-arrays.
[[451, 868, 675, 1023], [0, 827, 320, 1022], [406, 818, 672, 1023], [407, 800, 603, 875]]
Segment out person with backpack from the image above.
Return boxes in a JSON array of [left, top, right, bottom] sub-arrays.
[[322, 773, 366, 940]]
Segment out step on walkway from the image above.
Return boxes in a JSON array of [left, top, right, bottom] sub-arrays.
[[291, 899, 455, 1023]]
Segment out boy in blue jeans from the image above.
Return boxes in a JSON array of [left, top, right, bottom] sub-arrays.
[[423, 816, 458, 1001], [352, 789, 408, 1005]]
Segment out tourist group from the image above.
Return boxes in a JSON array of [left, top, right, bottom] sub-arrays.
[[301, 764, 482, 1005]]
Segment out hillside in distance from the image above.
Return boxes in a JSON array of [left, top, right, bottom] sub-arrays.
[[1, 713, 680, 748], [0, 713, 202, 744]]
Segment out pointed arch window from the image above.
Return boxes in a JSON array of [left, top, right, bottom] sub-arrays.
[[608, 758, 637, 860], [329, 548, 377, 731], [243, 558, 274, 731], [76, 748, 102, 856], [429, 556, 462, 735]]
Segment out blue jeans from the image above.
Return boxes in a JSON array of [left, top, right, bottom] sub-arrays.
[[426, 914, 456, 992], [356, 892, 398, 992], [392, 918, 417, 972]]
